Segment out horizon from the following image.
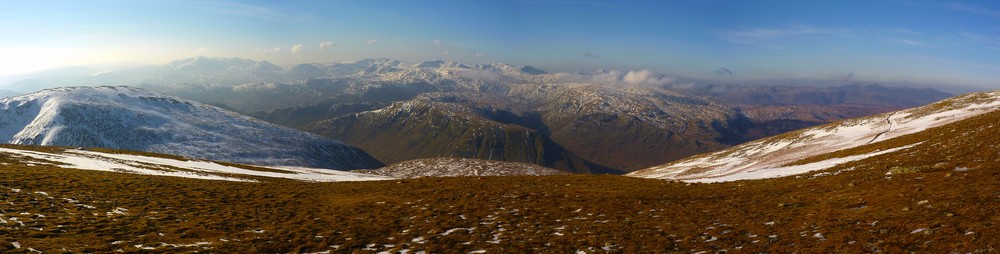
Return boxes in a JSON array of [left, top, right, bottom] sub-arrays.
[[2, 0, 999, 90]]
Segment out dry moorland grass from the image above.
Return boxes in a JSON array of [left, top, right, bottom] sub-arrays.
[[2, 111, 1000, 253]]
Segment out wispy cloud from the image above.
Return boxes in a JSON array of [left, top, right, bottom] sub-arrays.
[[442, 50, 450, 55], [193, 1, 307, 21], [364, 39, 379, 45], [959, 31, 1000, 46], [290, 44, 303, 54], [475, 52, 486, 57], [255, 47, 281, 53], [945, 2, 1000, 18], [719, 25, 850, 44], [195, 47, 207, 53], [886, 37, 924, 46], [893, 28, 923, 35], [319, 41, 335, 50], [583, 52, 601, 59]]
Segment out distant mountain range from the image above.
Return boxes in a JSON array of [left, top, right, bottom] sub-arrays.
[[0, 86, 382, 170], [668, 83, 952, 107], [0, 57, 956, 174]]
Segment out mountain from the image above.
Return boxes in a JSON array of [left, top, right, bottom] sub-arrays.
[[628, 90, 1000, 182], [357, 157, 569, 178], [0, 86, 383, 170], [308, 92, 618, 174], [310, 84, 765, 173], [506, 83, 749, 170]]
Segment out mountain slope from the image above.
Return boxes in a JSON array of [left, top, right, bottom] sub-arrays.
[[0, 86, 382, 170], [308, 92, 617, 174], [629, 90, 1000, 182], [508, 83, 749, 171]]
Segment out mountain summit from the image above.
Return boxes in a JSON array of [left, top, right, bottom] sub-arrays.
[[0, 86, 382, 170]]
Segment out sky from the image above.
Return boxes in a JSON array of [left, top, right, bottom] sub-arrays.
[[1, 0, 999, 89]]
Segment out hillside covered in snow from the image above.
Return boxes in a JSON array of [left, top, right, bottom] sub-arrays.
[[629, 90, 1000, 182], [0, 86, 382, 170]]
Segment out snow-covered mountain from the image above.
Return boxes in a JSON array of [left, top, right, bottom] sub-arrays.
[[357, 158, 569, 178], [628, 90, 1000, 182], [0, 86, 382, 170]]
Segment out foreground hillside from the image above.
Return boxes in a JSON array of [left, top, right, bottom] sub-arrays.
[[5, 117, 1000, 253]]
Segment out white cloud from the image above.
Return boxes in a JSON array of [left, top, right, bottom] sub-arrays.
[[195, 47, 207, 53], [365, 39, 379, 45], [894, 38, 923, 46], [720, 25, 849, 44], [319, 41, 335, 50], [290, 44, 303, 54], [442, 50, 450, 55], [623, 70, 674, 86], [555, 69, 674, 87], [255, 47, 281, 53], [475, 52, 485, 57], [433, 40, 444, 46]]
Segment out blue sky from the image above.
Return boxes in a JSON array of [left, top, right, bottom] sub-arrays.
[[1, 0, 999, 89]]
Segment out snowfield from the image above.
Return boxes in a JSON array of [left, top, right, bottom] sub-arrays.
[[629, 90, 1000, 182], [0, 147, 391, 182]]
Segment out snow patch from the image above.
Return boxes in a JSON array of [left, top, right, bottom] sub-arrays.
[[0, 147, 392, 182]]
